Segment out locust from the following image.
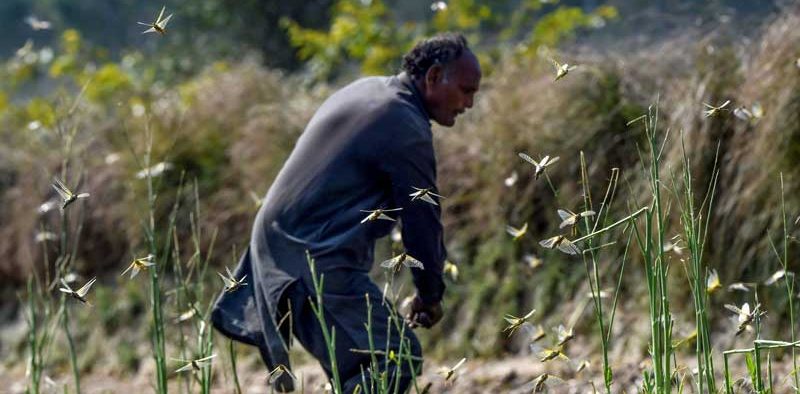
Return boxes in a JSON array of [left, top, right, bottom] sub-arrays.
[[360, 207, 402, 223], [249, 190, 264, 208], [528, 324, 546, 344], [764, 269, 788, 286], [706, 269, 721, 294], [662, 239, 683, 255], [409, 186, 445, 206], [554, 324, 575, 347], [52, 177, 90, 210], [437, 357, 466, 383], [503, 308, 536, 337], [121, 254, 155, 279], [138, 6, 174, 35], [672, 329, 697, 348], [430, 1, 448, 12], [734, 104, 764, 122], [504, 171, 518, 187], [37, 200, 58, 214], [733, 106, 753, 121], [751, 103, 764, 119], [380, 252, 424, 273], [443, 260, 459, 281], [175, 304, 198, 323], [587, 288, 611, 299], [539, 234, 581, 255], [727, 282, 751, 292], [724, 302, 765, 336], [531, 373, 549, 392], [522, 324, 547, 345], [218, 266, 247, 293], [268, 364, 296, 385], [703, 100, 731, 118], [35, 231, 57, 243], [506, 222, 528, 241], [536, 346, 568, 362], [173, 354, 216, 373], [557, 208, 595, 235], [518, 152, 559, 180], [135, 162, 173, 179], [550, 58, 577, 81], [528, 373, 564, 392], [523, 254, 542, 270], [25, 16, 51, 31], [59, 277, 97, 305]]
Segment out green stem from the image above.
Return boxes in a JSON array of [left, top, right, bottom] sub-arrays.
[[724, 353, 732, 394], [779, 173, 799, 392], [26, 279, 41, 394], [364, 295, 386, 393], [61, 298, 81, 394], [307, 253, 343, 393], [754, 344, 763, 392], [753, 291, 764, 392], [144, 141, 168, 394], [573, 207, 648, 244], [229, 340, 242, 394]]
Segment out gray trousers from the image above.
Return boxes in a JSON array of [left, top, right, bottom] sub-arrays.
[[278, 268, 423, 393]]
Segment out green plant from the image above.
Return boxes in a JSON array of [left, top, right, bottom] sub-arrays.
[[578, 160, 631, 393], [672, 134, 720, 393], [629, 106, 674, 393], [306, 252, 344, 393]]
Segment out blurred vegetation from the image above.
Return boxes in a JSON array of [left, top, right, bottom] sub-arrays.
[[1, 0, 799, 388], [282, 0, 618, 79], [0, 0, 335, 72]]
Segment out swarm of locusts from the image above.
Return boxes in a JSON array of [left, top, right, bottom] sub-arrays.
[[489, 63, 798, 392], [20, 8, 800, 394]]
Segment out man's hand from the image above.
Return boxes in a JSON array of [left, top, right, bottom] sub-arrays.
[[403, 294, 443, 329]]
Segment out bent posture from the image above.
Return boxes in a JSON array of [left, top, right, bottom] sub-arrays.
[[212, 32, 481, 393]]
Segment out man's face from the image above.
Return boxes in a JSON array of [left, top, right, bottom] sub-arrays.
[[422, 51, 482, 127]]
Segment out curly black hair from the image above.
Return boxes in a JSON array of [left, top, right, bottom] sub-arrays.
[[401, 33, 469, 80]]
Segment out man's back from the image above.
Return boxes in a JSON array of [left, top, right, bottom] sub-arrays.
[[259, 73, 443, 274]]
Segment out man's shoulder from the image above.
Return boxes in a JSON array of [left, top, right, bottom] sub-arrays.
[[336, 75, 392, 98], [336, 76, 426, 123]]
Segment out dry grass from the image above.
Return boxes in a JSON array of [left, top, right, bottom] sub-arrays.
[[1, 6, 799, 392]]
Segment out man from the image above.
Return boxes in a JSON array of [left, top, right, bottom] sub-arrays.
[[211, 32, 481, 393]]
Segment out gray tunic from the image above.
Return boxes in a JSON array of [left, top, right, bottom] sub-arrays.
[[210, 72, 447, 385]]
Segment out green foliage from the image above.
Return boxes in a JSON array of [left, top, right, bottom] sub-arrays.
[[22, 98, 56, 127], [82, 63, 134, 102], [431, 0, 492, 32], [529, 5, 617, 49], [282, 0, 412, 79], [115, 340, 141, 372], [283, 0, 618, 81], [745, 352, 758, 388], [48, 29, 84, 78]]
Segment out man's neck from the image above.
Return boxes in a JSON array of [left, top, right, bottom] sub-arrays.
[[411, 78, 426, 97], [409, 77, 433, 121]]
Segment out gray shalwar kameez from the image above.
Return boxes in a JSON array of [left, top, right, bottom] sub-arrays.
[[211, 72, 447, 393]]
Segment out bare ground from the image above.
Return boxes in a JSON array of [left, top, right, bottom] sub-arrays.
[[3, 351, 798, 393]]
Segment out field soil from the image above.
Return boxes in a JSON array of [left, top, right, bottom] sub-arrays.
[[3, 352, 796, 393]]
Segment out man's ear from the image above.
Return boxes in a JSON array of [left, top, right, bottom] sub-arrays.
[[425, 64, 444, 87]]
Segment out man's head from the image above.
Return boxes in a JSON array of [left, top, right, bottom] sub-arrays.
[[402, 33, 481, 127]]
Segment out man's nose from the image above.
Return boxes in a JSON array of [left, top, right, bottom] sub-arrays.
[[464, 95, 474, 109]]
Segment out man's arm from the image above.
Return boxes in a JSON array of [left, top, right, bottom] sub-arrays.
[[377, 117, 447, 307]]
